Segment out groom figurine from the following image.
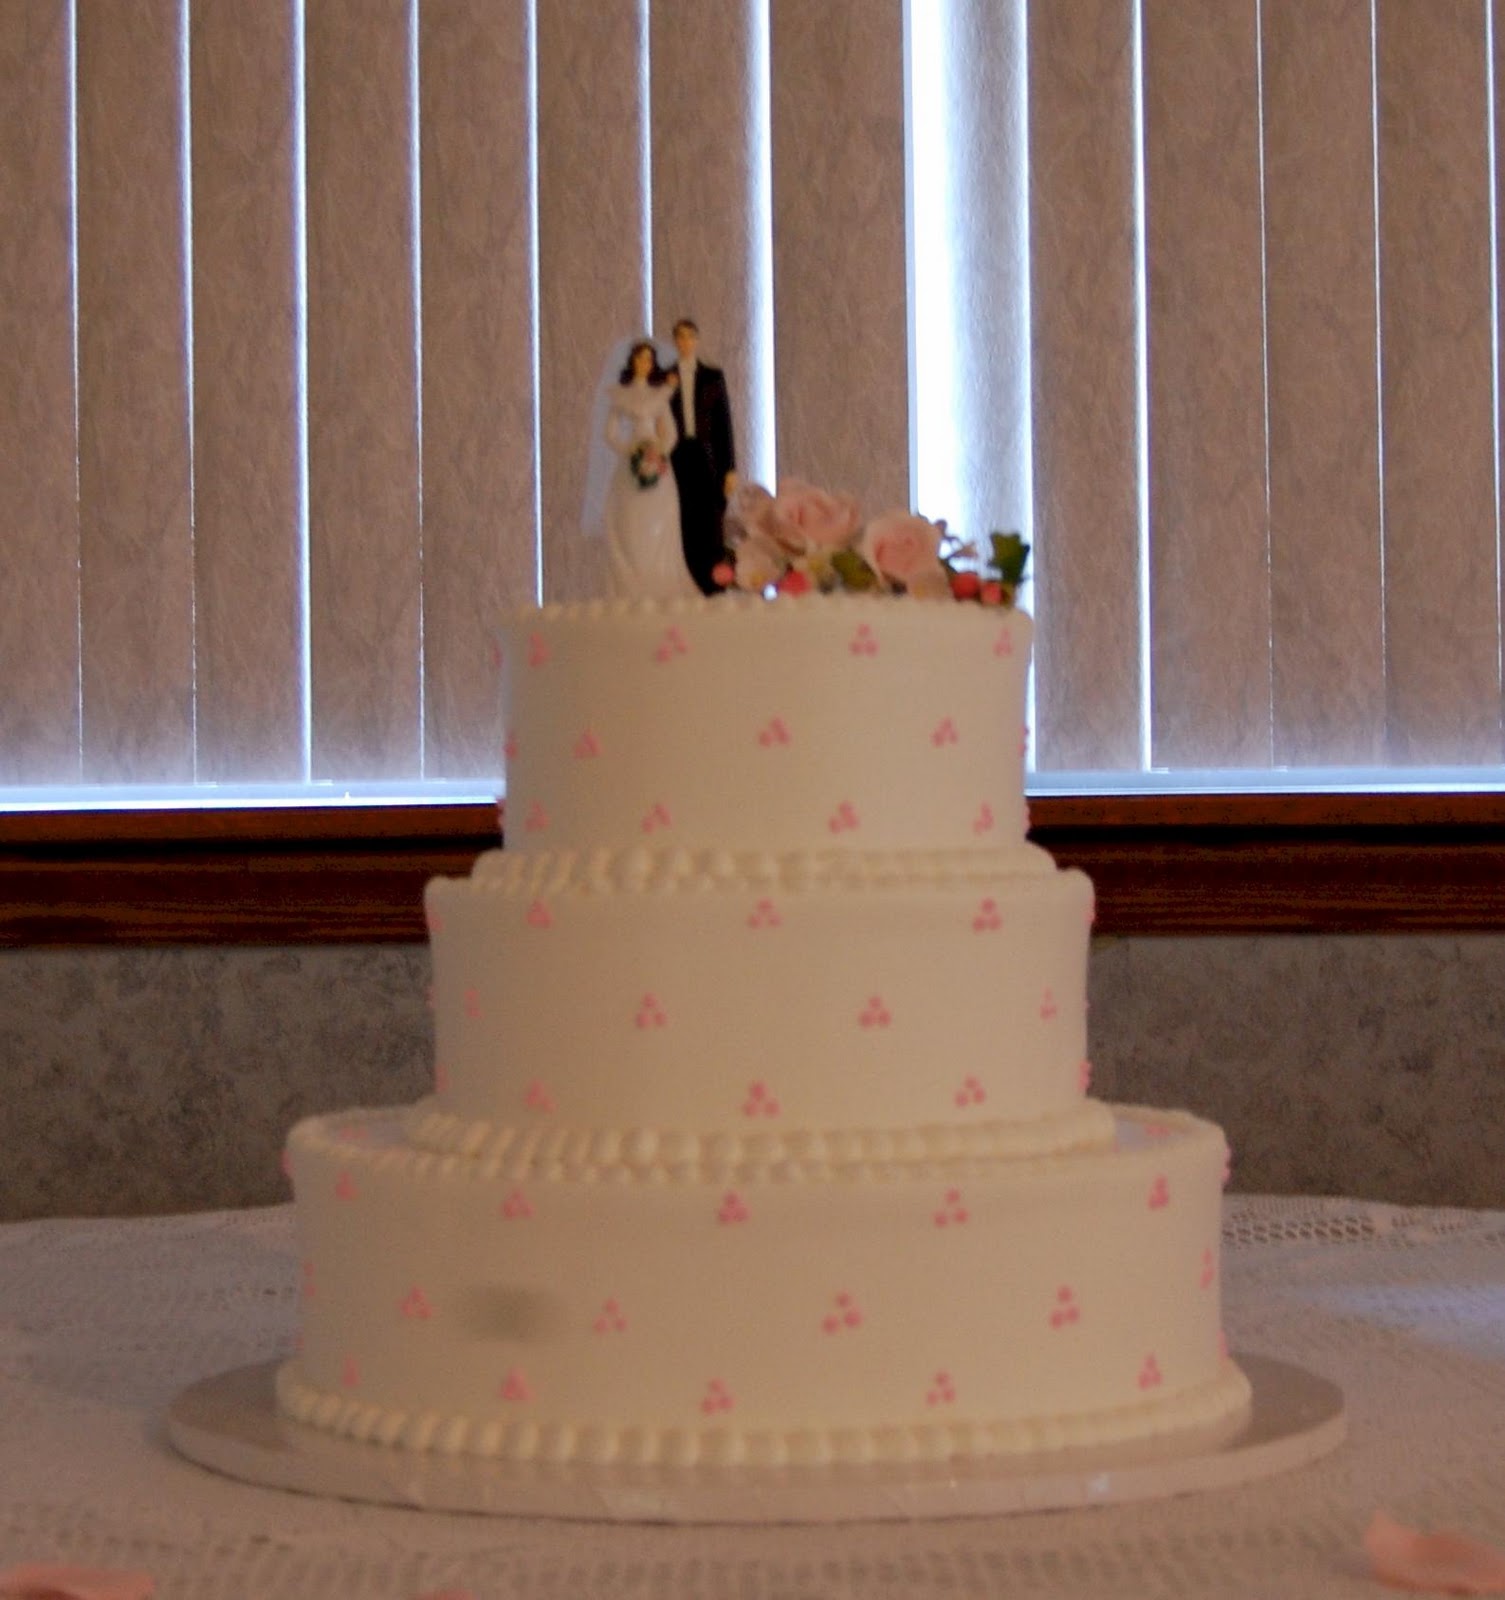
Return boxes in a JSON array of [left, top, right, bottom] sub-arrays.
[[667, 318, 736, 594]]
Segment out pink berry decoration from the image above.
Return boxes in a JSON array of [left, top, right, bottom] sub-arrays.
[[717, 1190, 750, 1225], [931, 716, 959, 747], [654, 625, 690, 663], [501, 1187, 534, 1221], [526, 632, 549, 667], [933, 1187, 969, 1226], [523, 1080, 556, 1113], [757, 716, 791, 747], [972, 802, 995, 835], [399, 1286, 433, 1321], [1200, 1247, 1216, 1289], [821, 1291, 863, 1334], [594, 1297, 628, 1334], [1147, 1174, 1170, 1209], [954, 1075, 986, 1108], [573, 727, 600, 758], [334, 1170, 358, 1202], [849, 622, 878, 656], [747, 898, 782, 929], [828, 799, 860, 834], [993, 625, 1014, 657], [634, 993, 669, 1029], [1039, 988, 1059, 1021], [641, 801, 672, 833], [1138, 1354, 1163, 1390], [525, 898, 553, 930], [499, 1368, 533, 1403], [858, 995, 892, 1028], [1049, 1286, 1081, 1329], [701, 1378, 734, 1415], [742, 1080, 781, 1117], [971, 897, 1002, 932], [926, 1371, 957, 1407]]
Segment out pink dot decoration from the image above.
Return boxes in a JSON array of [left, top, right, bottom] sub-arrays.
[[700, 1378, 734, 1414], [499, 1367, 533, 1402], [1049, 1286, 1081, 1329], [593, 1297, 628, 1334], [858, 995, 892, 1028], [399, 1286, 433, 1321], [926, 1371, 956, 1406], [742, 1080, 781, 1117], [821, 1291, 863, 1334]]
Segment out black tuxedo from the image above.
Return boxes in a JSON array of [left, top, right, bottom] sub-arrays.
[[669, 361, 736, 594]]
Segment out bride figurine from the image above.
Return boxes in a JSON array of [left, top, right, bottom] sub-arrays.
[[589, 338, 699, 600]]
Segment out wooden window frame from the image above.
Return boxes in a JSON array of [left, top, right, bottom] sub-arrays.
[[3, 793, 1503, 945]]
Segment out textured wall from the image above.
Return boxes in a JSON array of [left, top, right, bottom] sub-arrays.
[[3, 935, 1503, 1220]]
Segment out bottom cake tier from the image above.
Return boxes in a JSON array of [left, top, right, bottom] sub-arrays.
[[279, 1106, 1251, 1466]]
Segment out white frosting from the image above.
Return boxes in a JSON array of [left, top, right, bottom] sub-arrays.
[[426, 844, 1096, 1141], [280, 595, 1251, 1465], [499, 594, 1034, 856], [281, 1107, 1248, 1464]]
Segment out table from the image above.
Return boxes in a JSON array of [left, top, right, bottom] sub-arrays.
[[2, 1196, 1503, 1598]]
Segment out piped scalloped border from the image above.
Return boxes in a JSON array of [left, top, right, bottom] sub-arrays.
[[459, 843, 1063, 896], [513, 591, 1034, 628], [274, 1356, 1252, 1467], [286, 1104, 1224, 1188], [400, 1098, 1118, 1170]]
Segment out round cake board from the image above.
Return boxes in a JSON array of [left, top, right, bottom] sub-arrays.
[[166, 1355, 1343, 1524]]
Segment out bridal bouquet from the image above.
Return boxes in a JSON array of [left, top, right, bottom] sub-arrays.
[[712, 480, 1029, 605], [629, 441, 665, 489]]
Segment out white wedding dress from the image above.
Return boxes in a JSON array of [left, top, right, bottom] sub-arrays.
[[603, 380, 698, 600]]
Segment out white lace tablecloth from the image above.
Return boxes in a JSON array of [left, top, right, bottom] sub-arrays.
[[2, 1196, 1503, 1598]]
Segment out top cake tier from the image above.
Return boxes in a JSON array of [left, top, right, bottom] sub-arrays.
[[500, 595, 1032, 855]]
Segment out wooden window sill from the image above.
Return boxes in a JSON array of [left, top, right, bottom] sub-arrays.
[[2, 793, 1503, 945]]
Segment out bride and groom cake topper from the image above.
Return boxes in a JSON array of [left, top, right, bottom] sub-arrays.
[[588, 319, 737, 600]]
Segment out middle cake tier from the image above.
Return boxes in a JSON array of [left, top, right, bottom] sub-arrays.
[[418, 844, 1105, 1162]]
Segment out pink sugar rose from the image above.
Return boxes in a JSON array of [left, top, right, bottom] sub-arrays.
[[770, 480, 862, 552], [860, 510, 946, 594]]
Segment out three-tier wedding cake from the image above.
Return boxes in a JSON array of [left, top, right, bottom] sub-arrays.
[[277, 586, 1251, 1468]]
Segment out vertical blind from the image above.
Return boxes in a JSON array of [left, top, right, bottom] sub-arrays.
[[1, 0, 1502, 804]]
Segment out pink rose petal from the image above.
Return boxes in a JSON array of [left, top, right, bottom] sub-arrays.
[[1365, 1511, 1505, 1594], [0, 1566, 156, 1600]]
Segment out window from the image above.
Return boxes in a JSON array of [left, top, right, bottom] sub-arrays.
[[3, 2, 1503, 940]]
